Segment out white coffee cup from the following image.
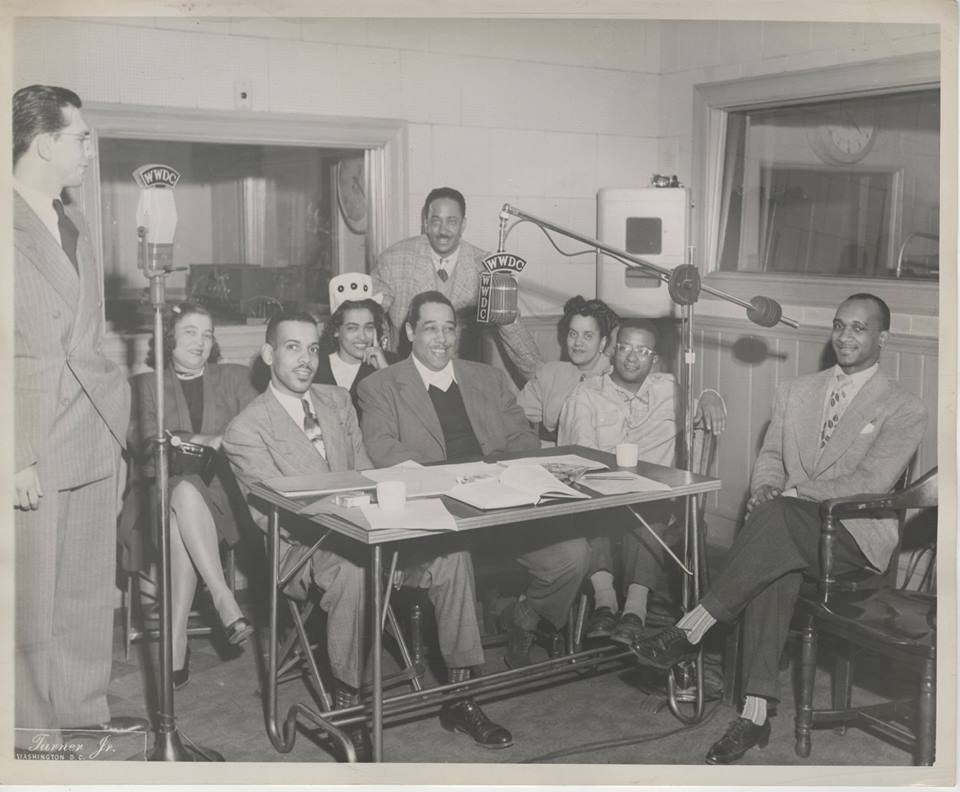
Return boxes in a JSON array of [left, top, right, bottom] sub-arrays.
[[376, 480, 407, 511], [615, 442, 639, 468]]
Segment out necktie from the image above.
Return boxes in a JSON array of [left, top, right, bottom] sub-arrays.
[[819, 374, 851, 449], [437, 261, 449, 282], [301, 398, 326, 459], [53, 198, 79, 271]]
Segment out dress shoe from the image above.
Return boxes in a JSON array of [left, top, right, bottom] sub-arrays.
[[610, 612, 647, 645], [439, 699, 513, 749], [705, 717, 771, 764], [345, 724, 372, 762], [225, 616, 254, 646], [584, 606, 618, 639], [502, 603, 535, 669], [62, 716, 150, 734], [629, 625, 696, 669]]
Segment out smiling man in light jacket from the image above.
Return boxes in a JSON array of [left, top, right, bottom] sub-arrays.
[[629, 293, 927, 765]]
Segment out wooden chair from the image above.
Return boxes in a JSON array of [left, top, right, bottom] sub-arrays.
[[794, 467, 938, 765]]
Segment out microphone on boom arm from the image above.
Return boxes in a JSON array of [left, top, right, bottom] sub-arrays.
[[477, 206, 525, 325]]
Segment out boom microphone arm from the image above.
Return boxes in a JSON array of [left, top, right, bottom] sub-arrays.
[[500, 203, 799, 329]]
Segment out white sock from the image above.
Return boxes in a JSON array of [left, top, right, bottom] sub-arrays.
[[741, 694, 767, 725], [590, 571, 618, 613], [675, 604, 717, 645], [622, 584, 649, 621]]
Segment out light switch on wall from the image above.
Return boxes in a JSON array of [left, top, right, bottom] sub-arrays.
[[234, 80, 251, 109]]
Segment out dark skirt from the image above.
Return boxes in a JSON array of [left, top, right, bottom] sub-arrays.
[[117, 452, 250, 573]]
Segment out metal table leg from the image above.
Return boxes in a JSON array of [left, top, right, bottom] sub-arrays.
[[371, 544, 384, 761]]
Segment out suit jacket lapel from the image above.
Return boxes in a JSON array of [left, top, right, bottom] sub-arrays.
[[14, 193, 79, 310], [795, 370, 831, 474], [815, 372, 889, 474], [449, 241, 482, 306], [311, 386, 347, 472], [263, 390, 328, 472], [454, 361, 486, 445], [396, 358, 445, 449]]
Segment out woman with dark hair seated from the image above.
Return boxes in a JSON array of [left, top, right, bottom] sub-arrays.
[[517, 295, 620, 442], [122, 301, 258, 689], [314, 274, 399, 415]]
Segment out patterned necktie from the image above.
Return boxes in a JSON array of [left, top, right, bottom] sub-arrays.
[[437, 260, 449, 282], [301, 398, 326, 459], [52, 198, 79, 271], [820, 374, 851, 449]]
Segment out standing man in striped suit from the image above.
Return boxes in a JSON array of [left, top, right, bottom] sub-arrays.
[[13, 85, 146, 742], [370, 187, 542, 378]]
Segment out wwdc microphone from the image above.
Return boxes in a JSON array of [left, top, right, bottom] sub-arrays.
[[134, 163, 180, 273], [478, 207, 525, 324]]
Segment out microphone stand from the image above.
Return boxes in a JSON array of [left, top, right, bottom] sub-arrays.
[[139, 229, 224, 762], [498, 203, 798, 722]]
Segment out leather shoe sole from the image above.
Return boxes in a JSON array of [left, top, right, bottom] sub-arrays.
[[62, 716, 150, 734], [705, 718, 771, 764], [439, 700, 513, 749]]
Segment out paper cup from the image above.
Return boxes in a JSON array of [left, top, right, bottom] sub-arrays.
[[376, 481, 407, 511], [615, 443, 639, 468]]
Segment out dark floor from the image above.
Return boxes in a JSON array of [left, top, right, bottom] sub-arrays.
[[103, 598, 919, 771]]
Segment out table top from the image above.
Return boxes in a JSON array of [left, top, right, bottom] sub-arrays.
[[248, 445, 721, 546]]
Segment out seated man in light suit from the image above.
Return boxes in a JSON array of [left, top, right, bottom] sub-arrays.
[[358, 291, 590, 672], [629, 293, 927, 765], [222, 311, 512, 758]]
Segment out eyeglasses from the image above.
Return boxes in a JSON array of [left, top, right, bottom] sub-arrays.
[[56, 132, 94, 150], [614, 343, 656, 358]]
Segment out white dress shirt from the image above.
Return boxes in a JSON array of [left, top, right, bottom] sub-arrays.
[[411, 355, 457, 392], [430, 246, 460, 277]]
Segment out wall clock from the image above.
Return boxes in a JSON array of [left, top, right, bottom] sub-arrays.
[[336, 157, 367, 234], [806, 107, 879, 165]]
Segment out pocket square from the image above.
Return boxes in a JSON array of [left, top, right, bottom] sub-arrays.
[[859, 422, 876, 435]]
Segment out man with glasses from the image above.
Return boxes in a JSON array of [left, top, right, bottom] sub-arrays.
[[629, 294, 926, 764], [558, 319, 725, 645], [13, 85, 145, 744]]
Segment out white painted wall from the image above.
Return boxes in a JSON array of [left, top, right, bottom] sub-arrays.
[[14, 16, 663, 318]]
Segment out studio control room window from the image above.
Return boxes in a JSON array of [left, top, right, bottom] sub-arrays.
[[81, 106, 405, 332], [716, 90, 939, 281], [99, 140, 368, 329], [695, 53, 941, 306]]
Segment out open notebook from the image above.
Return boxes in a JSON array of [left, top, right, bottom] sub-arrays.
[[446, 464, 589, 510]]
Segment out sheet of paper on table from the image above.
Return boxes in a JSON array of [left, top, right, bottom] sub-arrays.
[[362, 461, 501, 497], [359, 497, 458, 532], [498, 453, 608, 484], [577, 471, 672, 496], [261, 470, 376, 498]]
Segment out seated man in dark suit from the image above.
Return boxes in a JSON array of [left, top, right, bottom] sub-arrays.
[[358, 291, 590, 672], [629, 293, 927, 764], [223, 311, 512, 758]]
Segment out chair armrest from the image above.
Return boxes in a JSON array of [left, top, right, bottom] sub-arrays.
[[820, 492, 900, 522]]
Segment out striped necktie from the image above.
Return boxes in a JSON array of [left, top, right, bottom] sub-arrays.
[[819, 374, 851, 449], [53, 198, 79, 271], [301, 398, 326, 459]]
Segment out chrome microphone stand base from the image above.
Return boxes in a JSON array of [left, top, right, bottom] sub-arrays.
[[150, 728, 225, 762]]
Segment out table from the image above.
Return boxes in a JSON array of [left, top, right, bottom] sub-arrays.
[[248, 445, 720, 762]]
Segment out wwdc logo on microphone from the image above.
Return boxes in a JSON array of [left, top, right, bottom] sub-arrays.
[[477, 252, 526, 324], [133, 164, 181, 189]]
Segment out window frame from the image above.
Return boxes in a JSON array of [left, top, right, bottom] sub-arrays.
[[76, 102, 407, 322], [692, 52, 940, 315]]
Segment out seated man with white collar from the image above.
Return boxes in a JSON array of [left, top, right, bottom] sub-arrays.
[[359, 291, 590, 674]]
